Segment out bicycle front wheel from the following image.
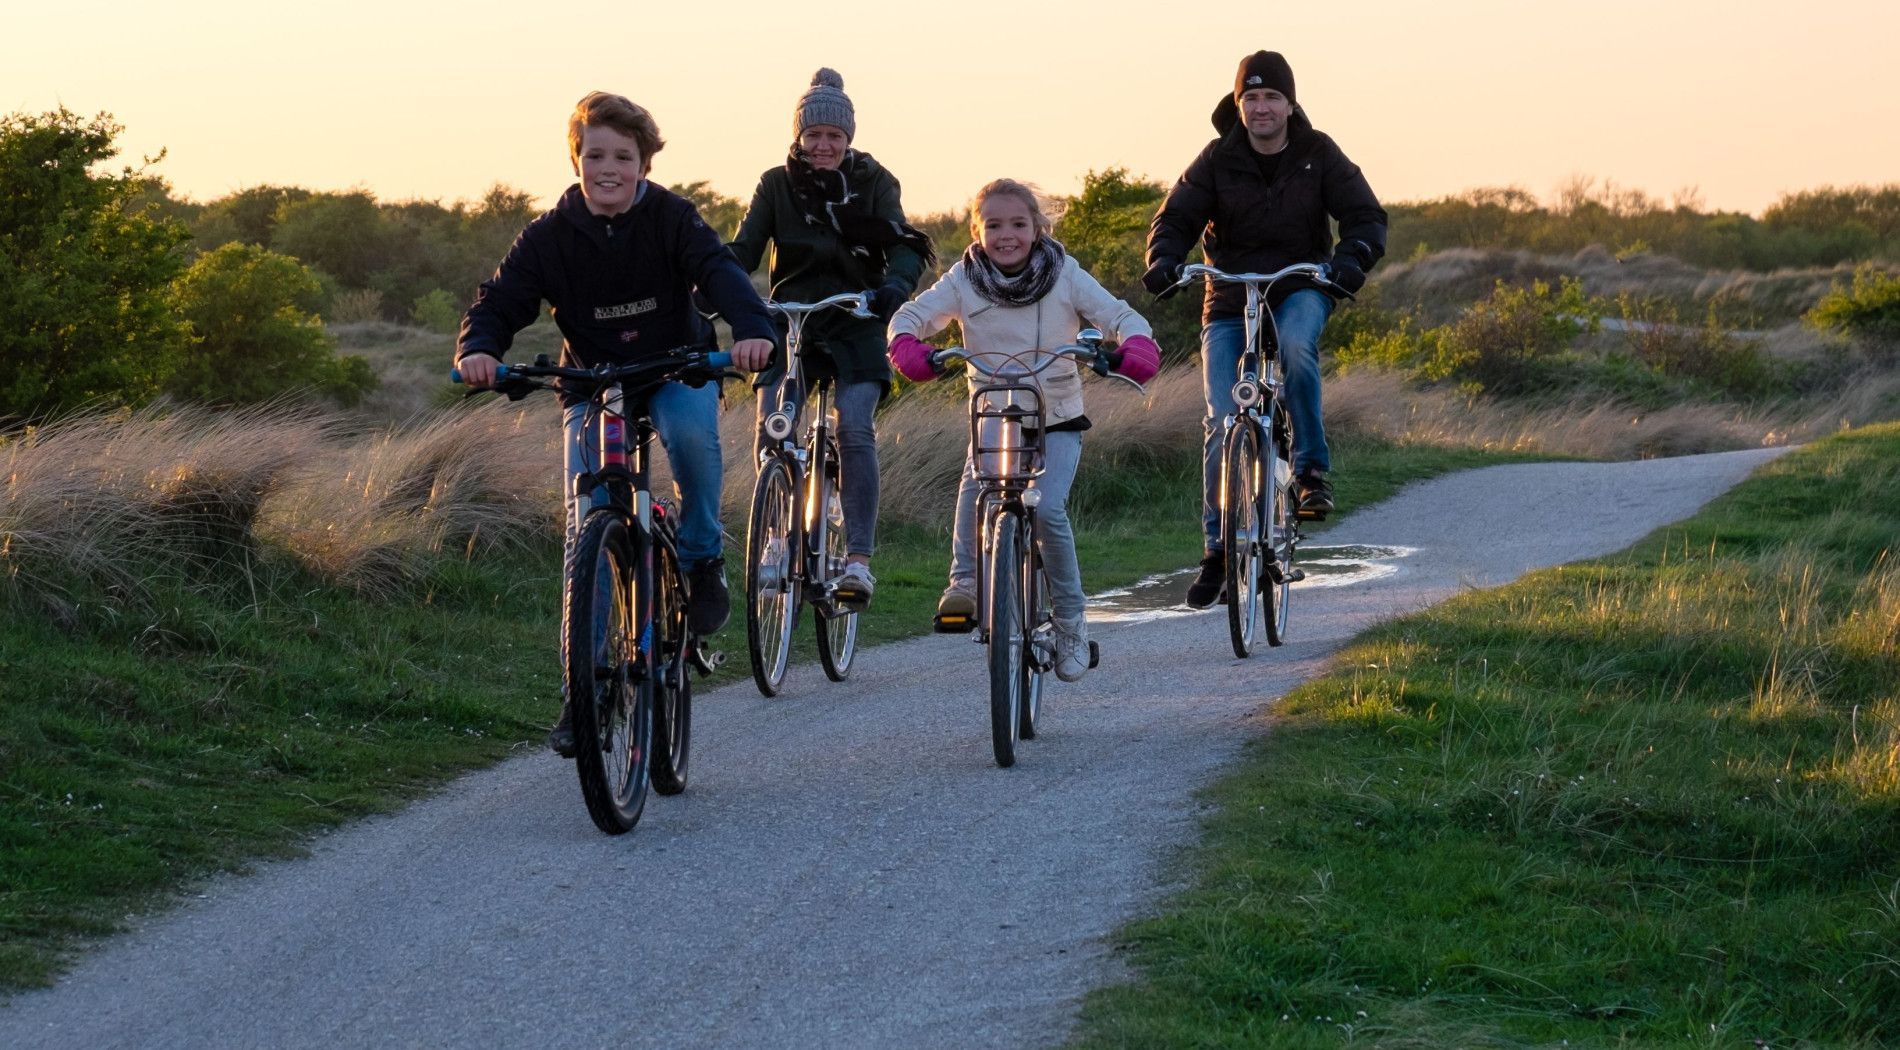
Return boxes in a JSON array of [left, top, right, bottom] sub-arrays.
[[1222, 419, 1264, 658], [987, 511, 1024, 768], [650, 537, 691, 795], [1019, 544, 1049, 741], [745, 456, 801, 697], [564, 510, 652, 835], [814, 438, 858, 682], [1264, 404, 1296, 646]]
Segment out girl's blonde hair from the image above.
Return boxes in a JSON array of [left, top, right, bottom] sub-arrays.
[[969, 179, 1062, 239]]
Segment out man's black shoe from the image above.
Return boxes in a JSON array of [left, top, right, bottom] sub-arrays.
[[1297, 472, 1334, 520], [1184, 552, 1225, 609], [687, 557, 731, 635], [547, 703, 576, 759]]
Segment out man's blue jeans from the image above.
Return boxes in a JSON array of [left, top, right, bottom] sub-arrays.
[[1198, 288, 1333, 552], [562, 380, 723, 567]]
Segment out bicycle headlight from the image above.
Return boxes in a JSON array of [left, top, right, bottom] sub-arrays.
[[1022, 488, 1043, 509], [1232, 380, 1261, 409], [763, 412, 794, 441]]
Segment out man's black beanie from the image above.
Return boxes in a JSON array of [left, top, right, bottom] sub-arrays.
[[1234, 50, 1295, 105], [1212, 50, 1299, 133]]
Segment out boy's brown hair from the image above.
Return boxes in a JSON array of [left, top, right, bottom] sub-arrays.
[[567, 92, 665, 167]]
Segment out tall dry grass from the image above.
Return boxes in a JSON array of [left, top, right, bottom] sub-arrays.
[[7, 352, 1892, 609]]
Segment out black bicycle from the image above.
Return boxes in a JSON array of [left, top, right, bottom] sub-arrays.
[[454, 347, 735, 835], [932, 332, 1144, 767], [745, 292, 877, 696], [1167, 262, 1350, 657]]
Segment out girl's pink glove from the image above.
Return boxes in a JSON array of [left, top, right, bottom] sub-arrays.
[[889, 333, 940, 382], [1114, 334, 1161, 385]]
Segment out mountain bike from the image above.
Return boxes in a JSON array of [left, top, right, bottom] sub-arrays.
[[1168, 262, 1351, 657], [453, 347, 735, 835], [744, 292, 878, 697], [932, 333, 1145, 767]]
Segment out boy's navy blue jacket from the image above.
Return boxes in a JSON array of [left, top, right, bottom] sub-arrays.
[[456, 182, 775, 402]]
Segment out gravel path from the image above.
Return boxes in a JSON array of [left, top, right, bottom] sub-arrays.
[[0, 446, 1789, 1049]]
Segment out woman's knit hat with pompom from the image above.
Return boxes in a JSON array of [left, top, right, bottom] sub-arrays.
[[794, 68, 856, 142]]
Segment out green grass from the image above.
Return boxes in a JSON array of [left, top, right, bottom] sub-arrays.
[[0, 434, 1528, 989], [1073, 424, 1900, 1048]]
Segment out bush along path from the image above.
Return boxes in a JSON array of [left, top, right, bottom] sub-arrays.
[[0, 440, 1785, 1048], [1075, 425, 1899, 1048]]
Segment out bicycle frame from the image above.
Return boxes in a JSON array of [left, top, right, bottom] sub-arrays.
[[761, 293, 875, 607]]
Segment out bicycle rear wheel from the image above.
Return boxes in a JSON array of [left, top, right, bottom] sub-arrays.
[[650, 537, 691, 795], [987, 511, 1024, 768], [564, 510, 651, 835], [745, 456, 800, 697], [1264, 404, 1296, 646], [814, 438, 859, 682], [1222, 419, 1264, 658]]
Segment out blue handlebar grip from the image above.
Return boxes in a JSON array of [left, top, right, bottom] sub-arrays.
[[449, 368, 462, 384], [707, 351, 733, 369], [450, 363, 511, 384]]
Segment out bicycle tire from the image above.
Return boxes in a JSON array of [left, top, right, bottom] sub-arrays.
[[1222, 419, 1264, 658], [744, 456, 800, 697], [814, 437, 858, 682], [987, 511, 1024, 768], [564, 510, 652, 835], [1264, 403, 1296, 647], [1019, 542, 1048, 740], [650, 537, 691, 795]]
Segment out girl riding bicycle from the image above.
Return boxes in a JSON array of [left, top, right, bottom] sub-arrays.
[[726, 68, 935, 609], [887, 179, 1160, 682]]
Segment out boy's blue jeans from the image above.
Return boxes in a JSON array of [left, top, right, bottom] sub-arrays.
[[562, 380, 723, 567], [1198, 289, 1333, 553]]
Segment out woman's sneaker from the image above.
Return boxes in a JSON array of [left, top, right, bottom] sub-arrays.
[[547, 703, 576, 758], [833, 562, 875, 608], [1054, 617, 1090, 682], [933, 579, 977, 632]]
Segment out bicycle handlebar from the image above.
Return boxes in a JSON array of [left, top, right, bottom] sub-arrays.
[[1171, 261, 1355, 301], [932, 342, 1147, 395], [767, 291, 876, 321], [450, 349, 734, 388]]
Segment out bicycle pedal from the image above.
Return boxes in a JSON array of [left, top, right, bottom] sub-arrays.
[[1087, 640, 1100, 669], [933, 613, 977, 634], [1287, 567, 1306, 583], [1296, 506, 1328, 522], [689, 642, 724, 676]]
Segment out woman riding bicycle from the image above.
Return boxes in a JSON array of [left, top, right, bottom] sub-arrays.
[[888, 179, 1160, 682], [725, 68, 934, 609]]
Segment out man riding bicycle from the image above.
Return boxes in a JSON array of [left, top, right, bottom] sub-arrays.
[[1142, 50, 1387, 608]]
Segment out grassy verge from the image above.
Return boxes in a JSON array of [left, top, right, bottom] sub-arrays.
[[1073, 424, 1900, 1047], [0, 434, 1530, 990]]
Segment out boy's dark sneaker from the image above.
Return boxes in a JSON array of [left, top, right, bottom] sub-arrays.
[[1296, 472, 1334, 520], [687, 557, 731, 635], [547, 703, 576, 759], [1184, 552, 1225, 609]]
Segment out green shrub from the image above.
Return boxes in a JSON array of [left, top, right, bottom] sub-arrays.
[[1432, 278, 1596, 394], [1805, 264, 1900, 347], [0, 108, 191, 419], [410, 288, 462, 334], [167, 243, 378, 406], [1616, 294, 1779, 398]]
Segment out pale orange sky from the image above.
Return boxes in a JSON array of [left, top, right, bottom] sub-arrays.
[[5, 0, 1896, 217]]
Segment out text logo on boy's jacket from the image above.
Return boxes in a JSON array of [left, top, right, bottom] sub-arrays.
[[596, 298, 657, 320]]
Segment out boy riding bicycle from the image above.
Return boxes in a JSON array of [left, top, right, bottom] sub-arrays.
[[454, 91, 776, 754]]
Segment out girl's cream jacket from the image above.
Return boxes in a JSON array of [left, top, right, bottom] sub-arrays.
[[887, 254, 1152, 426]]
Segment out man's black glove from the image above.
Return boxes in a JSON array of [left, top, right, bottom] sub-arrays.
[[871, 283, 908, 322], [1323, 252, 1367, 296], [1141, 259, 1183, 299]]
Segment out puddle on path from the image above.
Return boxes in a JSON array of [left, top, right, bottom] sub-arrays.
[[1089, 544, 1419, 624]]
